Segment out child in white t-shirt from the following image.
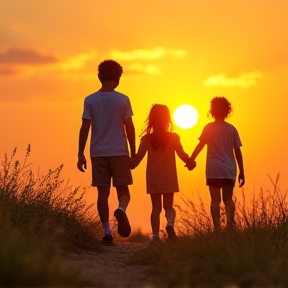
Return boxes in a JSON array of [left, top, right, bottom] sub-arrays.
[[187, 96, 245, 230]]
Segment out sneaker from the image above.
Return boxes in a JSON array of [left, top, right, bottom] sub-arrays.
[[166, 225, 177, 239], [102, 234, 114, 245], [114, 208, 131, 237]]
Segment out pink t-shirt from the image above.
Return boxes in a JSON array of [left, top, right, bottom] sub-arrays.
[[199, 121, 242, 180]]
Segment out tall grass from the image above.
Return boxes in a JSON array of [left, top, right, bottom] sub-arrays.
[[0, 146, 103, 286], [129, 175, 288, 287]]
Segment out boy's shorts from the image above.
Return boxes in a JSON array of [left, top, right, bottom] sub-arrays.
[[206, 178, 235, 188], [91, 156, 133, 187]]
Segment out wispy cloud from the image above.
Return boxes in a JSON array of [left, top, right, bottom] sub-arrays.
[[126, 63, 162, 75], [0, 48, 97, 79], [109, 47, 187, 61], [0, 47, 58, 65], [0, 46, 186, 79], [57, 51, 97, 71], [0, 66, 18, 75], [108, 47, 187, 76], [204, 71, 262, 88]]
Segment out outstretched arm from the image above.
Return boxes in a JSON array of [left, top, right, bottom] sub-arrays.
[[185, 140, 205, 171], [190, 140, 205, 161], [129, 136, 148, 170], [77, 119, 91, 172], [124, 116, 136, 157], [234, 147, 245, 187]]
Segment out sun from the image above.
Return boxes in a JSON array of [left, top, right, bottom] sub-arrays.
[[173, 104, 199, 129]]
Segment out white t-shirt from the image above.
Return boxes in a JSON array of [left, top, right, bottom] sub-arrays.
[[199, 121, 242, 180], [82, 91, 133, 157]]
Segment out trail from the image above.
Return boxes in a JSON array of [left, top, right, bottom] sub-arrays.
[[64, 242, 156, 288]]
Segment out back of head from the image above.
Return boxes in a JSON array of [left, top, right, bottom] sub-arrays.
[[98, 59, 123, 84], [209, 96, 233, 119], [142, 104, 173, 149]]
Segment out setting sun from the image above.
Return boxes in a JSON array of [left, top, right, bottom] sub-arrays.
[[173, 104, 199, 129]]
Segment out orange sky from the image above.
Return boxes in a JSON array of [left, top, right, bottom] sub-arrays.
[[1, 0, 287, 233]]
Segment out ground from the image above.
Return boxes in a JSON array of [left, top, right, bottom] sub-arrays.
[[64, 242, 157, 288]]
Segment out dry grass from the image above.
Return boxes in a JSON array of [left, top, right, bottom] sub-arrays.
[[130, 174, 288, 287], [0, 146, 103, 286]]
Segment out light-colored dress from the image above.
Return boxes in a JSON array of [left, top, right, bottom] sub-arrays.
[[134, 132, 189, 194]]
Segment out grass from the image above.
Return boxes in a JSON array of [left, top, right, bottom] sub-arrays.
[[129, 174, 288, 288], [0, 146, 103, 287], [2, 146, 288, 287]]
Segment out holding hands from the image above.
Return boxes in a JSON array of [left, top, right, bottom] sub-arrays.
[[185, 158, 197, 171], [129, 156, 136, 170]]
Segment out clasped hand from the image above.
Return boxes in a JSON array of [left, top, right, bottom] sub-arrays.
[[185, 158, 197, 171]]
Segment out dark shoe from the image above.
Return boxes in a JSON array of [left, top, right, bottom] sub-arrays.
[[114, 208, 131, 237], [166, 225, 177, 239], [102, 234, 114, 245]]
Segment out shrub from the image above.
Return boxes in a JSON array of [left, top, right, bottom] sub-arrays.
[[0, 146, 103, 286]]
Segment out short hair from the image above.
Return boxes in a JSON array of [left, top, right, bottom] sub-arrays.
[[209, 96, 233, 119], [98, 59, 123, 83]]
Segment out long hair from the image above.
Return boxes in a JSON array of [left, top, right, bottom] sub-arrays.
[[141, 104, 174, 150]]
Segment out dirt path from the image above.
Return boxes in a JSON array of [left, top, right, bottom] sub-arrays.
[[64, 242, 156, 288]]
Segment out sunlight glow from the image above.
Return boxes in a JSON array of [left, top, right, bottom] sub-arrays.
[[173, 105, 198, 129]]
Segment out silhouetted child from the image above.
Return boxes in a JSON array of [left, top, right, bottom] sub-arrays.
[[130, 104, 193, 241], [187, 96, 245, 230], [77, 60, 135, 244]]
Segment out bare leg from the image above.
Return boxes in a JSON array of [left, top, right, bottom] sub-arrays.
[[163, 193, 175, 226], [223, 186, 235, 228], [163, 193, 177, 239], [116, 185, 130, 211], [150, 194, 162, 235], [209, 186, 221, 230], [97, 186, 110, 223]]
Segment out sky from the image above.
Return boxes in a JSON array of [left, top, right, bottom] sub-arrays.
[[1, 0, 287, 233]]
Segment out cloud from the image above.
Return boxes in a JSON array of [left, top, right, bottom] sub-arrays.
[[0, 47, 59, 65], [0, 46, 186, 79], [0, 48, 98, 80], [126, 63, 162, 75], [204, 71, 262, 88], [109, 47, 187, 61], [108, 47, 187, 76], [0, 66, 18, 75], [57, 51, 97, 71]]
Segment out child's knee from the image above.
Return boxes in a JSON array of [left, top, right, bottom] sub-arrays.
[[224, 199, 235, 209], [163, 205, 175, 213], [152, 207, 162, 215], [211, 199, 221, 206]]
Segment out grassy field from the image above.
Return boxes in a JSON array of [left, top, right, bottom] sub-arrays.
[[1, 146, 287, 287], [0, 146, 103, 287], [129, 174, 288, 288]]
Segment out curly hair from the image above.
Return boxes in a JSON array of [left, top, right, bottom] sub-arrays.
[[141, 104, 174, 150], [209, 96, 233, 119], [98, 59, 123, 83]]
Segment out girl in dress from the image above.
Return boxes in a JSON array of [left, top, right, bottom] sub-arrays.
[[131, 104, 193, 241]]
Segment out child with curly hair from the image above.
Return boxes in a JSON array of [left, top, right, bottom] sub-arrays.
[[131, 104, 193, 241], [187, 96, 245, 230]]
